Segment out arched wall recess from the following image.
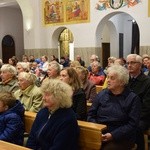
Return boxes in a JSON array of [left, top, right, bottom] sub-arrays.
[[16, 0, 33, 31]]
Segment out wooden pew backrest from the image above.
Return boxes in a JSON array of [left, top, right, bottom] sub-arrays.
[[0, 140, 31, 150], [24, 111, 37, 133], [24, 111, 107, 150], [78, 121, 106, 150]]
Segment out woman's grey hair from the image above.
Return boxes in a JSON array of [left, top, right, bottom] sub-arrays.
[[91, 61, 101, 68], [127, 54, 142, 64], [41, 79, 73, 110], [49, 61, 61, 74], [107, 64, 129, 85], [16, 62, 30, 72], [108, 56, 117, 62], [1, 64, 17, 76], [18, 72, 37, 84]]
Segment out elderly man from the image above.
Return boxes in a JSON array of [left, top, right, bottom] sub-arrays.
[[0, 64, 19, 93], [76, 55, 85, 67], [127, 54, 150, 150], [14, 72, 43, 112]]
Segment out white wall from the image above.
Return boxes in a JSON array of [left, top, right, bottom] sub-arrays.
[[5, 0, 149, 60], [0, 7, 24, 60], [21, 0, 149, 50], [109, 13, 133, 58]]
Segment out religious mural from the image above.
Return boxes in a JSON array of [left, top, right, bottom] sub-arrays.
[[95, 0, 141, 11], [43, 0, 90, 25]]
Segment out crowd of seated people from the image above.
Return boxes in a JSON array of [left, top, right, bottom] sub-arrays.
[[0, 53, 150, 150]]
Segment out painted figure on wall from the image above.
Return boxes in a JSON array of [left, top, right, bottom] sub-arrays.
[[72, 1, 81, 17], [66, 0, 89, 22], [44, 0, 64, 24], [95, 0, 110, 11], [95, 0, 141, 10], [43, 0, 89, 25], [127, 0, 139, 7]]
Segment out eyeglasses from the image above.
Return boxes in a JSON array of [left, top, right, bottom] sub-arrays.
[[126, 61, 140, 65]]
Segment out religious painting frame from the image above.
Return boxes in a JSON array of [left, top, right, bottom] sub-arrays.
[[42, 0, 90, 26], [148, 0, 150, 17]]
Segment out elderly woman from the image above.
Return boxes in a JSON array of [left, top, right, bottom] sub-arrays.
[[46, 61, 61, 79], [88, 61, 106, 85], [60, 67, 87, 120], [0, 64, 19, 93], [14, 72, 43, 112], [87, 65, 141, 150], [76, 66, 97, 102], [16, 62, 30, 73], [26, 79, 79, 150], [39, 61, 61, 86]]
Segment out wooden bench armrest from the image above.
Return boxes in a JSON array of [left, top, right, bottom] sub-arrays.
[[78, 120, 106, 131], [24, 111, 37, 133], [0, 140, 31, 150]]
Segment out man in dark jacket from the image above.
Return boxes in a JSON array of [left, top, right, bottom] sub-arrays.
[[127, 54, 150, 150], [76, 55, 85, 67]]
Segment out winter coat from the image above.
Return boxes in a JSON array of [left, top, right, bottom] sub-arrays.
[[0, 100, 25, 145]]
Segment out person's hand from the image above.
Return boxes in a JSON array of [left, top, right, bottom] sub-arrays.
[[102, 133, 113, 142]]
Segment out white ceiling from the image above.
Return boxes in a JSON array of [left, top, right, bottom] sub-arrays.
[[0, 0, 19, 8]]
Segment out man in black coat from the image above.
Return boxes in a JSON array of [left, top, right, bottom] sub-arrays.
[[76, 55, 85, 67], [127, 54, 150, 150]]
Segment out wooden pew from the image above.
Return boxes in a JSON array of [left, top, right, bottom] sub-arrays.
[[0, 140, 31, 150], [24, 111, 36, 133], [24, 111, 107, 150], [144, 129, 150, 150], [78, 120, 106, 150]]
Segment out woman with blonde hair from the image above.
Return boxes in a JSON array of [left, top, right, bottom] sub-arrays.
[[70, 60, 81, 68], [26, 79, 79, 150], [60, 67, 87, 120]]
